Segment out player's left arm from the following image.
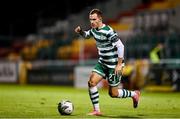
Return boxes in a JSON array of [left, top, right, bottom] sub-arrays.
[[109, 32, 124, 75]]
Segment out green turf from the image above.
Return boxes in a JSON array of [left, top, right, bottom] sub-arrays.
[[0, 84, 180, 118]]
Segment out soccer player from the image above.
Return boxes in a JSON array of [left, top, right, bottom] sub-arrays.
[[74, 8, 140, 116]]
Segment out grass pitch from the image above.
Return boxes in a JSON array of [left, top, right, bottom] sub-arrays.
[[0, 84, 180, 118]]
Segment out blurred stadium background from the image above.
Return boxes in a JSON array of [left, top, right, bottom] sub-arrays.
[[0, 0, 180, 91]]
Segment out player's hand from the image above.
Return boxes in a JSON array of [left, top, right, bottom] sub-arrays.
[[74, 26, 82, 33], [114, 64, 123, 76]]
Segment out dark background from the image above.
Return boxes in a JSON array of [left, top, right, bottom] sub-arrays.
[[0, 0, 105, 37]]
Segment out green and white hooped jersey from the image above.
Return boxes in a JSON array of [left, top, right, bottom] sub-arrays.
[[84, 24, 122, 68]]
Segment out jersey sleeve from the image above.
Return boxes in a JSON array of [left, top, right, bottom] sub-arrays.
[[107, 30, 119, 43], [107, 29, 124, 58], [83, 30, 92, 39]]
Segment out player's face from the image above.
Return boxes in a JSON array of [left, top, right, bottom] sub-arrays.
[[89, 13, 102, 28]]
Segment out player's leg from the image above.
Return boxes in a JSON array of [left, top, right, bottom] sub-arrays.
[[88, 63, 105, 116], [107, 69, 140, 108], [109, 86, 140, 108], [88, 72, 103, 115]]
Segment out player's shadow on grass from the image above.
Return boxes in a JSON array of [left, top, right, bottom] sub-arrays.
[[100, 114, 143, 118]]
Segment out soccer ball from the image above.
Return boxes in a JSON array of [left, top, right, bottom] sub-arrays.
[[58, 100, 74, 115]]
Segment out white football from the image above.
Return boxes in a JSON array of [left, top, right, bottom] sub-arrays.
[[58, 100, 74, 115]]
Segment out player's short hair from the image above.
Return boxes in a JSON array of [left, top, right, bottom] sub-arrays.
[[89, 9, 103, 18]]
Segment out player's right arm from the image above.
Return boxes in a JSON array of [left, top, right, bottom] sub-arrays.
[[74, 26, 92, 38]]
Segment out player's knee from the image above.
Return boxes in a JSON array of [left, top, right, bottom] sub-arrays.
[[88, 80, 96, 87], [88, 74, 98, 87], [109, 90, 118, 98]]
